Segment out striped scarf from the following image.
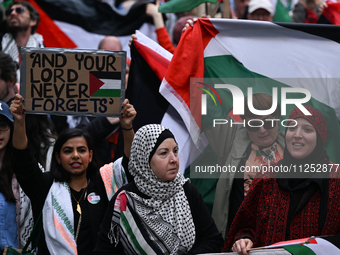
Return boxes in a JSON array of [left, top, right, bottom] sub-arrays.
[[43, 182, 77, 254], [100, 157, 128, 200]]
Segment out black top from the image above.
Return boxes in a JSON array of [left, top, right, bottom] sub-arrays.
[[70, 187, 93, 254], [93, 181, 224, 254], [77, 116, 120, 166], [11, 145, 108, 255]]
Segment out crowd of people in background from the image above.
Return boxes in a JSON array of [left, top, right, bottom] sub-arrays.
[[0, 0, 338, 255]]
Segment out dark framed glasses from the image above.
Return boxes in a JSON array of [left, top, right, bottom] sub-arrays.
[[245, 120, 277, 132], [0, 121, 10, 131], [5, 6, 27, 16]]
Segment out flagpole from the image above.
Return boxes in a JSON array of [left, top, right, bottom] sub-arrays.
[[212, 2, 221, 17]]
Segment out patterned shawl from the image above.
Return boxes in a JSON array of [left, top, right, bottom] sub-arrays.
[[109, 124, 195, 255]]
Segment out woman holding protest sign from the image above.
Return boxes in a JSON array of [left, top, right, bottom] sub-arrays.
[[93, 124, 223, 255], [0, 101, 35, 253], [9, 93, 136, 255], [224, 106, 340, 255]]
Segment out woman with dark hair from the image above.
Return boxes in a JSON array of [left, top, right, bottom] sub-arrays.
[[94, 124, 223, 255], [0, 100, 37, 253], [0, 101, 23, 253], [10, 94, 136, 255], [223, 106, 340, 255], [25, 115, 57, 171], [50, 128, 99, 183]]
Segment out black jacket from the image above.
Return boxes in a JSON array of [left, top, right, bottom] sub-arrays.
[[94, 181, 223, 254], [11, 145, 108, 255]]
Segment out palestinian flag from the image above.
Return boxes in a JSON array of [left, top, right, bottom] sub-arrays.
[[89, 71, 121, 98], [269, 236, 340, 255], [12, 0, 158, 53], [318, 1, 340, 25], [160, 18, 340, 164], [159, 0, 220, 13], [159, 19, 340, 211], [272, 0, 298, 22], [115, 30, 194, 176]]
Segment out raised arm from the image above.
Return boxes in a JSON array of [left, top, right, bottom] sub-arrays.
[[120, 98, 136, 158], [10, 94, 27, 149]]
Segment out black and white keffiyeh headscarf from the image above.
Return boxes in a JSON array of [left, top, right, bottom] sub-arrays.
[[127, 124, 195, 254]]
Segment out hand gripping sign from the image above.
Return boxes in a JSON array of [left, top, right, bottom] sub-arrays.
[[20, 47, 126, 117]]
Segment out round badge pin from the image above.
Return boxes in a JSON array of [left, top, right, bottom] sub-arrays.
[[87, 192, 101, 204]]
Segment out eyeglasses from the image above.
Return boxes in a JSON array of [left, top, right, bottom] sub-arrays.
[[5, 6, 27, 16], [245, 120, 276, 132], [0, 121, 10, 131]]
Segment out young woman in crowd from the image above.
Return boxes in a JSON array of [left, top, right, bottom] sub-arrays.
[[223, 106, 340, 255], [94, 124, 223, 255], [0, 101, 34, 253], [10, 94, 136, 254]]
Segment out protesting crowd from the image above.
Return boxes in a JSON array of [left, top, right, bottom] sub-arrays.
[[0, 0, 339, 255]]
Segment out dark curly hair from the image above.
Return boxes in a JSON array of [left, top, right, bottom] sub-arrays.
[[0, 51, 17, 83]]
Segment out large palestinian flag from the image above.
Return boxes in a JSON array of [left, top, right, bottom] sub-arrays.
[[159, 19, 340, 211], [113, 30, 195, 175], [9, 0, 158, 53], [160, 18, 340, 164]]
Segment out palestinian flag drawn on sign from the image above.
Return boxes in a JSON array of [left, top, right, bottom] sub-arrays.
[[89, 71, 121, 98], [160, 18, 340, 164]]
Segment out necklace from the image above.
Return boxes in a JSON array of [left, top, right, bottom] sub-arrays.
[[70, 179, 90, 243], [71, 181, 89, 215]]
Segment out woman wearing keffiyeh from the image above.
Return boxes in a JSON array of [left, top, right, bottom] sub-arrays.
[[94, 124, 223, 255]]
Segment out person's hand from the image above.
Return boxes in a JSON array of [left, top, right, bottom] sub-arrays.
[[146, 1, 164, 29], [120, 99, 136, 130], [9, 94, 25, 122], [182, 17, 197, 33], [146, 1, 160, 18], [128, 34, 137, 47], [318, 2, 327, 15], [232, 238, 253, 255]]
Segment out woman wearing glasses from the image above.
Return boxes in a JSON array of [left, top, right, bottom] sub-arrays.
[[223, 106, 340, 255], [0, 101, 29, 253], [208, 93, 285, 239]]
